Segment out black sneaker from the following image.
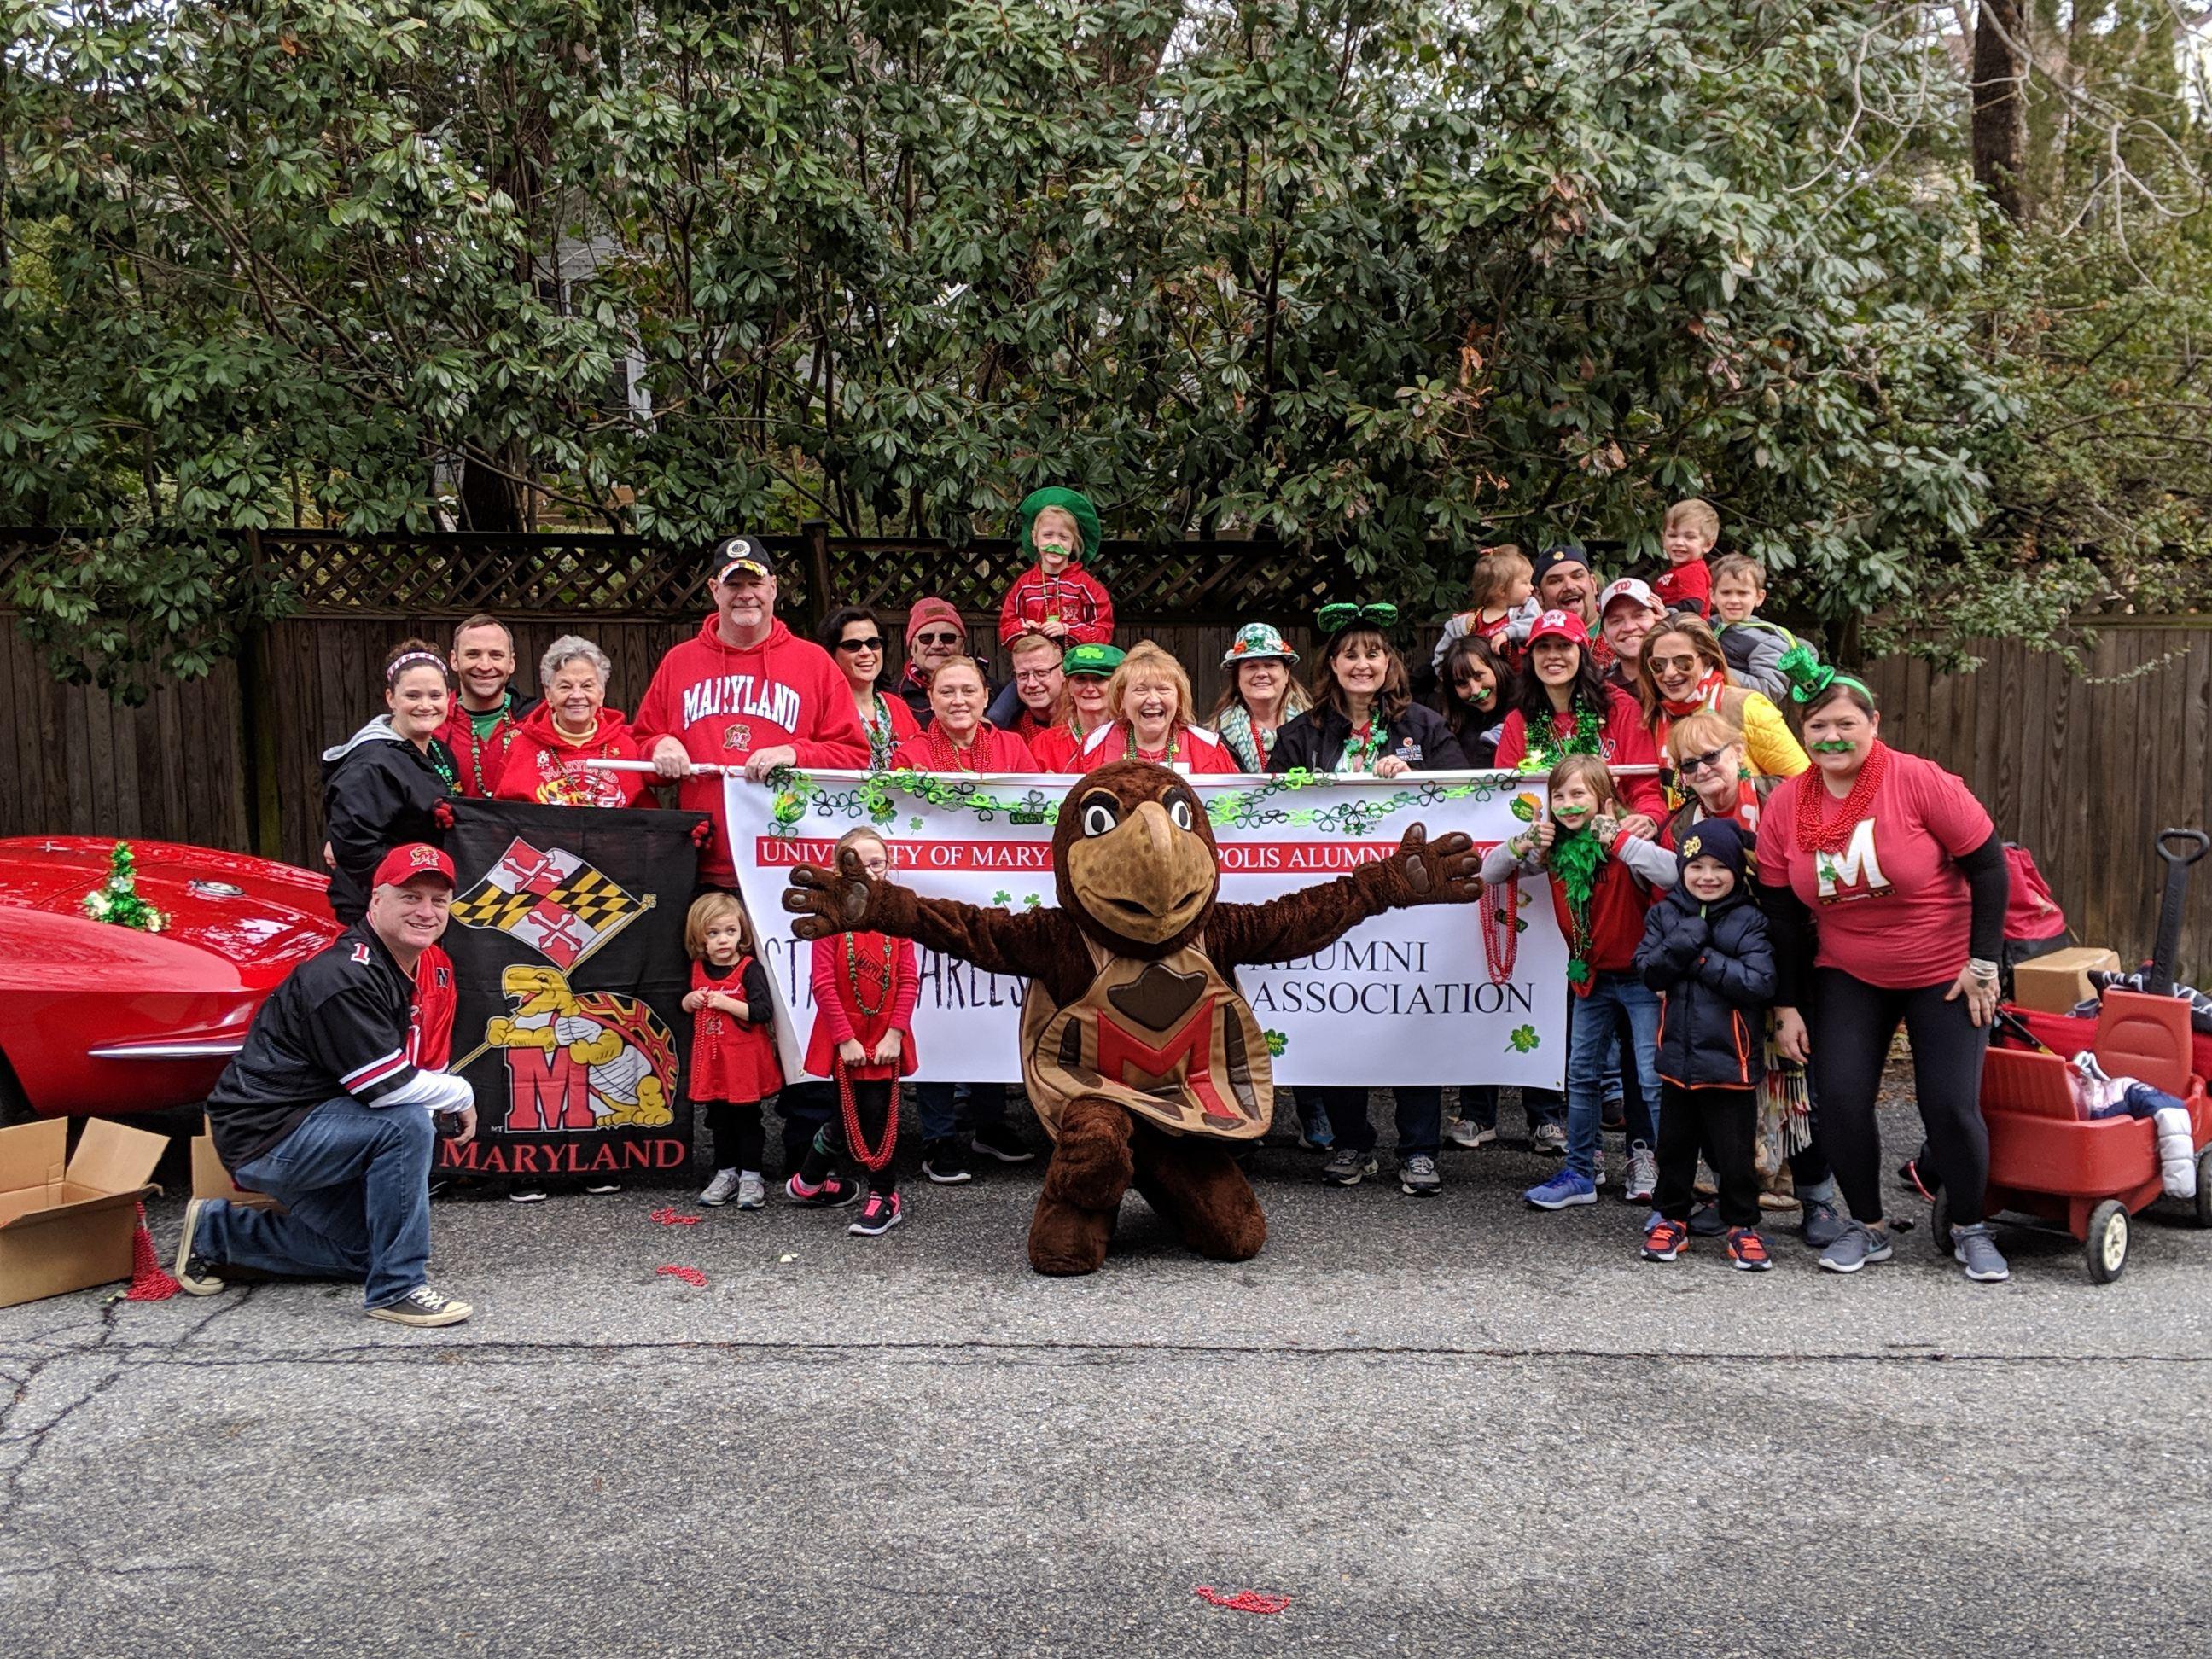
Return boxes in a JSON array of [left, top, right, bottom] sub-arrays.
[[171, 1197, 228, 1297], [366, 1284, 474, 1327], [848, 1192, 904, 1237], [582, 1179, 622, 1196], [971, 1123, 1035, 1165], [1398, 1154, 1443, 1197], [785, 1173, 860, 1208], [1600, 1095, 1626, 1132], [922, 1138, 973, 1185], [1322, 1147, 1378, 1187]]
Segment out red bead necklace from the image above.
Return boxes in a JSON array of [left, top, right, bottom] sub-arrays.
[[1796, 740, 1889, 855]]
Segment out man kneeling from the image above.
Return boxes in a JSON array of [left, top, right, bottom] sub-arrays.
[[176, 844, 480, 1327]]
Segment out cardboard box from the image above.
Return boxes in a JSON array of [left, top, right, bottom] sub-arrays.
[[0, 1117, 167, 1309], [2013, 946, 2122, 1015], [191, 1127, 283, 1213]]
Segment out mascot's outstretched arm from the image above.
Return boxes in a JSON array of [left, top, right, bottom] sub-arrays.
[[783, 847, 1074, 977], [1208, 822, 1482, 969]]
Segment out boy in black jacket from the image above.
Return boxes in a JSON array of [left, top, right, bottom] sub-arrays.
[[1632, 818, 1778, 1270]]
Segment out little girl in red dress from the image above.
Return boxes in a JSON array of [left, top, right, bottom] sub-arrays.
[[792, 827, 919, 1237], [682, 892, 783, 1211]]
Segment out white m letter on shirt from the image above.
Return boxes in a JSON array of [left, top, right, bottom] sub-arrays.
[[1815, 818, 1890, 900]]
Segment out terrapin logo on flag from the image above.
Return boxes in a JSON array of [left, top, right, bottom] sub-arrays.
[[450, 836, 652, 971]]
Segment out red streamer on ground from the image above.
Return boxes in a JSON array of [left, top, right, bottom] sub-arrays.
[[649, 1207, 702, 1225], [654, 1265, 708, 1287], [1193, 1586, 1290, 1615], [125, 1202, 180, 1301]]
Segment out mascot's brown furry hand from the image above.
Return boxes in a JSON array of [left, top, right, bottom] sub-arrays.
[[783, 760, 1481, 1276]]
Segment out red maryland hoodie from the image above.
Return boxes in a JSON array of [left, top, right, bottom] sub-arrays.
[[632, 617, 869, 883]]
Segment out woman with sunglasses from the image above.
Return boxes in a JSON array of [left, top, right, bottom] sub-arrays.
[[1630, 614, 1805, 798], [1271, 606, 1465, 1196], [818, 606, 921, 770]]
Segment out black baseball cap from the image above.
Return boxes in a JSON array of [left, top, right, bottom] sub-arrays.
[[707, 535, 774, 583], [1532, 544, 1591, 584]]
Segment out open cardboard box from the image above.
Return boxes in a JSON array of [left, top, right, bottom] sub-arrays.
[[0, 1117, 169, 1309], [191, 1125, 283, 1214], [2013, 946, 2122, 1015]]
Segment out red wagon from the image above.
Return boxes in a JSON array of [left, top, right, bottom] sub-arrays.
[[1966, 990, 2212, 1282]]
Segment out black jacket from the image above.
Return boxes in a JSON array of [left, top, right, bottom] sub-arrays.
[[207, 922, 429, 1170], [321, 719, 457, 923], [1267, 701, 1468, 774], [1633, 885, 1776, 1089]]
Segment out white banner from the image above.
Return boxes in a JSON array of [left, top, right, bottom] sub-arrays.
[[725, 770, 1568, 1089]]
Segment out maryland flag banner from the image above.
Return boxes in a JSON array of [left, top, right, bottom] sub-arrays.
[[436, 800, 706, 1183]]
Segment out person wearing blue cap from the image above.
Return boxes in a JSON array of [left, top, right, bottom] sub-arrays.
[[1632, 818, 1778, 1270]]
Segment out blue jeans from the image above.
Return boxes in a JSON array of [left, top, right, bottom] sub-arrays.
[[1567, 974, 1662, 1179], [1302, 1086, 1443, 1158], [914, 1081, 1008, 1143], [197, 1095, 435, 1309]]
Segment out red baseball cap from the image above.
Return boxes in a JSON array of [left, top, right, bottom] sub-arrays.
[[372, 843, 456, 891], [1526, 608, 1590, 648]]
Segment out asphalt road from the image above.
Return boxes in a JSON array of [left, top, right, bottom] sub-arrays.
[[3, 1086, 2209, 1656]]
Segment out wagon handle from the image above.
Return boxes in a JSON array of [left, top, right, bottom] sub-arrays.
[[2145, 828, 2209, 998]]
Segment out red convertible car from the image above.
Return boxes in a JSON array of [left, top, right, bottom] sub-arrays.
[[0, 837, 339, 1120]]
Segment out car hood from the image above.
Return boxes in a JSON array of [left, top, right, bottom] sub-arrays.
[[0, 837, 341, 991]]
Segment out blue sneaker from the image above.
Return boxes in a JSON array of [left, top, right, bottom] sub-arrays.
[[1524, 1169, 1598, 1210]]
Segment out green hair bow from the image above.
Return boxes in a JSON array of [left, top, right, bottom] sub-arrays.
[[1777, 642, 1873, 705], [1317, 602, 1400, 636]]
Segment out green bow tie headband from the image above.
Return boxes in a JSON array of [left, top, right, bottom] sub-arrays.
[[1777, 642, 1872, 705], [1317, 602, 1400, 636]]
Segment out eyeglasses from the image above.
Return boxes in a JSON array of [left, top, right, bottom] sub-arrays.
[[835, 637, 884, 654], [1648, 653, 1701, 676], [914, 631, 962, 647], [1013, 667, 1058, 684], [1677, 746, 1733, 777]]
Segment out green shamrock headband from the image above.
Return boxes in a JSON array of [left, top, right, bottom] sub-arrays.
[[1316, 602, 1400, 637]]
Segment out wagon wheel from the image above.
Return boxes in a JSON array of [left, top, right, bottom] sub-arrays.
[[2195, 1148, 2212, 1230], [2085, 1199, 2129, 1285]]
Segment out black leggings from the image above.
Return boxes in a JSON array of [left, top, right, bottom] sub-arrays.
[[1810, 969, 1990, 1226], [702, 1099, 767, 1172], [800, 1077, 898, 1198], [1656, 1082, 1758, 1228]]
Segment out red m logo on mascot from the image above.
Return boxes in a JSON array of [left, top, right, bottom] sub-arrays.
[[1094, 995, 1243, 1123]]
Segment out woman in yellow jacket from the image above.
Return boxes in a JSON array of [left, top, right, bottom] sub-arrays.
[[1631, 614, 1807, 804]]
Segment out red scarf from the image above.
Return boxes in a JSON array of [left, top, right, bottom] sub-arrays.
[[924, 720, 998, 773], [1658, 667, 1726, 719], [1796, 741, 1889, 855]]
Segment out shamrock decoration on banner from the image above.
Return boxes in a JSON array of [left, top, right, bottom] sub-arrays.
[[82, 841, 167, 933]]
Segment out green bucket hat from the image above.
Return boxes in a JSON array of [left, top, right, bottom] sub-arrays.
[[1062, 642, 1125, 678], [1015, 487, 1104, 562]]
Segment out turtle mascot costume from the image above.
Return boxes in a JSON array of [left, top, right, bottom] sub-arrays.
[[783, 760, 1483, 1274]]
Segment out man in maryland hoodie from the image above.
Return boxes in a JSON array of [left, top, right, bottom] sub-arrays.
[[634, 538, 869, 886]]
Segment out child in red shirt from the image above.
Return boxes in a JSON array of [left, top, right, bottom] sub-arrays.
[[998, 487, 1115, 647], [684, 892, 783, 1211], [792, 827, 919, 1237], [1654, 498, 1718, 619], [1481, 755, 1677, 1209]]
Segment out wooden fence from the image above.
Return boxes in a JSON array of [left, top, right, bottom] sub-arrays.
[[5, 530, 2210, 979]]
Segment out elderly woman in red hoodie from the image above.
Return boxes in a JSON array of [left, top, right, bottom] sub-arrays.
[[496, 636, 654, 808]]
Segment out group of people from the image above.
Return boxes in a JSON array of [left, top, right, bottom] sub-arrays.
[[178, 489, 2017, 1329]]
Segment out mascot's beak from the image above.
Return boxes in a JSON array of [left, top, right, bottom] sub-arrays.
[[1066, 798, 1216, 945]]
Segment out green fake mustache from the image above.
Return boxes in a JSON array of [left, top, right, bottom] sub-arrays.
[[1552, 802, 1593, 824], [1809, 739, 1858, 754], [1039, 541, 1072, 558]]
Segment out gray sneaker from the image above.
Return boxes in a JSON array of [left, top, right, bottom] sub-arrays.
[[1625, 1143, 1657, 1203], [1531, 1121, 1568, 1155], [1322, 1147, 1379, 1187], [1951, 1222, 2011, 1283], [699, 1169, 742, 1208], [1799, 1196, 1847, 1250], [1446, 1119, 1495, 1150], [1818, 1220, 1895, 1274], [736, 1173, 767, 1211], [1398, 1154, 1443, 1196]]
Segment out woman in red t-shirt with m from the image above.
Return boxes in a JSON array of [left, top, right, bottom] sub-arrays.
[[1757, 670, 2011, 1282]]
